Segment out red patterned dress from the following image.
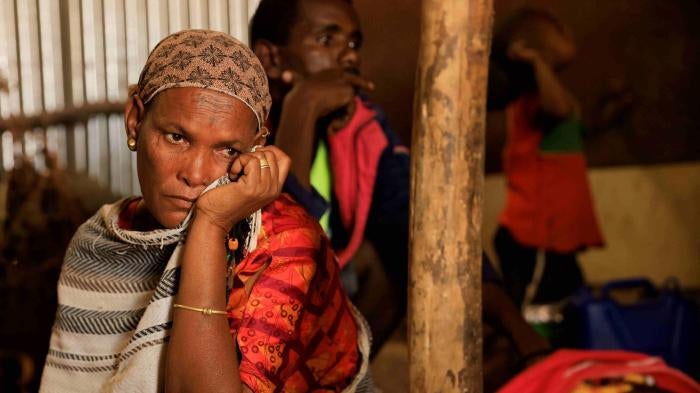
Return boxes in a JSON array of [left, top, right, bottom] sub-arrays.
[[227, 194, 361, 392]]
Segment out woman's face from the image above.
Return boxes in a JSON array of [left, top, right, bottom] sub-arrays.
[[125, 87, 259, 228]]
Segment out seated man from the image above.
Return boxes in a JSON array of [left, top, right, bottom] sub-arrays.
[[250, 0, 550, 368], [251, 0, 409, 353]]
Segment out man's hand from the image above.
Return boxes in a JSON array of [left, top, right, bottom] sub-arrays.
[[282, 69, 374, 131], [273, 69, 373, 190]]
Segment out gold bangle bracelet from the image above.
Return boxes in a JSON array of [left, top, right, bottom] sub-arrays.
[[173, 303, 227, 316]]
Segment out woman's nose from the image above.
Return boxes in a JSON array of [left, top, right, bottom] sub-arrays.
[[178, 150, 213, 189]]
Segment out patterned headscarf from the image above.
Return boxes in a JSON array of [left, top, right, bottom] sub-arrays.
[[136, 30, 271, 130]]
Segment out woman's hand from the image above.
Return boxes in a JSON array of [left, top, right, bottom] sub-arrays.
[[194, 146, 290, 233]]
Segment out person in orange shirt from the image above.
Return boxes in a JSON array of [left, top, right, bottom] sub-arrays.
[[493, 8, 604, 307]]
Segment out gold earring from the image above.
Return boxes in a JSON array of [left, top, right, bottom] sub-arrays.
[[127, 137, 137, 151]]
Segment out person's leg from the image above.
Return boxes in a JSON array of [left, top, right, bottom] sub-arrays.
[[339, 263, 359, 298], [494, 226, 537, 307], [534, 251, 584, 304], [351, 241, 403, 357]]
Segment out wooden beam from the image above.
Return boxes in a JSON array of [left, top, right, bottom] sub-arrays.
[[409, 0, 493, 392], [0, 102, 124, 133]]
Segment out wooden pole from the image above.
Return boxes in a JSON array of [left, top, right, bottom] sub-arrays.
[[409, 0, 493, 392]]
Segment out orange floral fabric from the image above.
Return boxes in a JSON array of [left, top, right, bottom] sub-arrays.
[[227, 194, 359, 392]]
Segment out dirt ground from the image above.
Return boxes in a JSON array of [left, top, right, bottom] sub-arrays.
[[371, 336, 410, 393]]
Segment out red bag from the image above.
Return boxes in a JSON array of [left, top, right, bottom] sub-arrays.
[[498, 350, 700, 393]]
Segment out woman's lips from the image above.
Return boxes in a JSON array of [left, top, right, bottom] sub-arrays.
[[166, 195, 196, 210]]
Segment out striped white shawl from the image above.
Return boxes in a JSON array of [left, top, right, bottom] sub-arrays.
[[40, 177, 261, 392]]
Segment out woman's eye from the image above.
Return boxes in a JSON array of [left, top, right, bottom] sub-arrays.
[[224, 147, 240, 158], [165, 133, 185, 144]]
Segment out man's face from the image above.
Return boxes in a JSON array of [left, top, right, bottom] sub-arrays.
[[129, 88, 258, 228], [283, 0, 363, 76]]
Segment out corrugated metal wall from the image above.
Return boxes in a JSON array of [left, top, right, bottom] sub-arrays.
[[0, 0, 261, 196]]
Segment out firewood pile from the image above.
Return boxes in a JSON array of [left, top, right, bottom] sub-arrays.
[[0, 151, 95, 391]]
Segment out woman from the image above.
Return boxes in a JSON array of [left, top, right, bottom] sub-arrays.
[[40, 30, 371, 392]]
